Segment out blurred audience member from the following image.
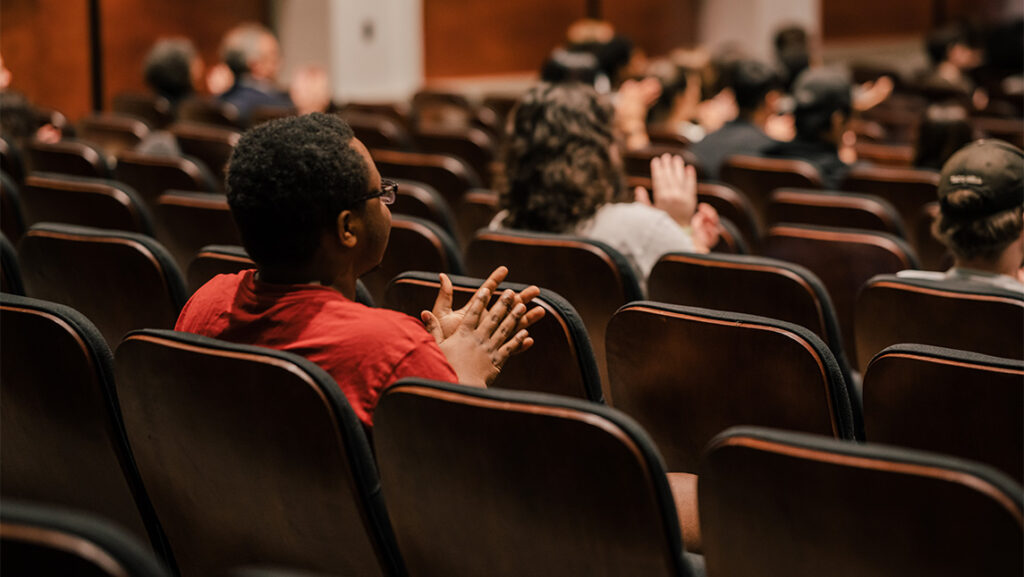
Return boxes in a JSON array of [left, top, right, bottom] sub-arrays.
[[495, 83, 719, 292], [691, 59, 782, 179], [914, 102, 976, 170], [774, 25, 812, 93], [143, 37, 203, 113], [765, 68, 854, 189], [0, 52, 61, 148]]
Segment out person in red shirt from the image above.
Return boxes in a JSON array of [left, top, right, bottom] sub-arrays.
[[176, 112, 543, 428]]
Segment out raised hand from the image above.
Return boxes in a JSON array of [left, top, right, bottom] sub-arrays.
[[648, 153, 698, 227]]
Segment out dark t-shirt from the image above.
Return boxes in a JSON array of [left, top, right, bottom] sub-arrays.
[[691, 119, 778, 180]]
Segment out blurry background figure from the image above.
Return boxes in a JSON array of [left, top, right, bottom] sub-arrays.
[[774, 25, 812, 94], [914, 102, 976, 170], [0, 52, 61, 147], [143, 37, 203, 115]]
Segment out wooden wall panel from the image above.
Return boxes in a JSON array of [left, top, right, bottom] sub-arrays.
[[823, 0, 934, 40], [1, 0, 92, 122], [423, 0, 583, 78], [603, 0, 696, 57], [0, 0, 267, 123]]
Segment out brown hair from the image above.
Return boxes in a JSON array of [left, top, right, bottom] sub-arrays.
[[934, 189, 1024, 261]]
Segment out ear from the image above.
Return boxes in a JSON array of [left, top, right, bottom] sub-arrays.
[[336, 210, 360, 248]]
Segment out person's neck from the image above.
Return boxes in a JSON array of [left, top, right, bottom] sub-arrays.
[[955, 253, 1021, 279]]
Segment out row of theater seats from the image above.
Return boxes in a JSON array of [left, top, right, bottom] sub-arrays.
[[3, 284, 1022, 576]]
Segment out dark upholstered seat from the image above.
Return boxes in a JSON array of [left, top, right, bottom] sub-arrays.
[[761, 224, 919, 370], [385, 271, 602, 401], [0, 136, 26, 185], [719, 154, 823, 228], [114, 151, 218, 207], [647, 252, 851, 381], [374, 378, 699, 577], [18, 223, 187, 347], [454, 188, 499, 249], [1, 171, 26, 242], [372, 148, 480, 210], [767, 189, 905, 237], [413, 125, 495, 187], [697, 182, 761, 250], [112, 92, 174, 129], [177, 97, 241, 129], [78, 113, 151, 157], [622, 145, 702, 180], [21, 173, 154, 234], [154, 191, 240, 273], [839, 165, 939, 254], [863, 344, 1024, 482], [911, 201, 952, 271], [114, 329, 404, 577], [0, 232, 23, 295], [340, 111, 416, 151], [26, 139, 112, 179], [359, 216, 464, 306], [0, 294, 171, 564], [699, 426, 1023, 577], [342, 102, 414, 134], [855, 273, 1024, 370], [606, 302, 856, 552], [168, 122, 241, 183], [466, 229, 644, 398], [1, 500, 172, 577], [389, 178, 458, 241]]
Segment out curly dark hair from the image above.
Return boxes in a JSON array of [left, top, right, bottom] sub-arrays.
[[226, 112, 369, 267], [499, 83, 625, 232], [143, 38, 197, 105]]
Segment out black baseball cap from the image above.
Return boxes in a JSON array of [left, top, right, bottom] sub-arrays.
[[938, 139, 1024, 219], [791, 68, 851, 116]]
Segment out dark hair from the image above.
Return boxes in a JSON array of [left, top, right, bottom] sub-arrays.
[[925, 24, 974, 66], [541, 49, 602, 86], [791, 69, 852, 141], [774, 25, 810, 92], [143, 38, 197, 105], [914, 103, 974, 170], [0, 92, 42, 145], [499, 83, 625, 232], [226, 113, 369, 267], [732, 59, 780, 115], [934, 195, 1023, 262]]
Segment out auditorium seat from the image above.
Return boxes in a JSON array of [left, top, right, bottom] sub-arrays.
[[855, 273, 1024, 370], [699, 426, 1023, 577], [0, 136, 26, 185], [1, 232, 23, 295], [21, 173, 154, 234], [18, 223, 187, 347], [374, 378, 700, 577], [647, 252, 851, 378], [713, 218, 749, 254], [911, 202, 952, 271], [385, 271, 602, 401], [186, 244, 254, 294], [341, 110, 416, 151], [863, 344, 1023, 482], [0, 293, 171, 561], [77, 114, 151, 157], [372, 148, 481, 209], [466, 229, 644, 396], [343, 101, 414, 134], [971, 116, 1024, 148], [1, 500, 172, 577], [454, 189, 499, 249], [154, 191, 240, 273], [762, 224, 919, 370], [606, 302, 857, 550], [176, 97, 241, 129], [389, 178, 458, 240], [1, 171, 26, 242], [112, 92, 174, 130], [852, 141, 914, 166], [359, 216, 464, 305], [114, 329, 404, 577], [26, 139, 112, 179], [766, 189, 906, 236], [719, 154, 823, 228], [697, 182, 761, 251], [839, 165, 940, 249], [114, 150, 218, 207], [412, 125, 495, 187], [168, 122, 241, 183], [623, 145, 701, 180]]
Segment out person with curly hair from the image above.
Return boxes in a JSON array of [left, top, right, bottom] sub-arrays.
[[496, 82, 719, 292], [176, 113, 544, 429], [900, 139, 1023, 291]]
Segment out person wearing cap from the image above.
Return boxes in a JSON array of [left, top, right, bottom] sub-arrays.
[[900, 139, 1024, 291], [763, 67, 853, 189]]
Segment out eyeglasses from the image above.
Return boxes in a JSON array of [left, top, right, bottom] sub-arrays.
[[355, 179, 398, 206]]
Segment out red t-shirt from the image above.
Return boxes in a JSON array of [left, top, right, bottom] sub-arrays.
[[175, 270, 457, 428]]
